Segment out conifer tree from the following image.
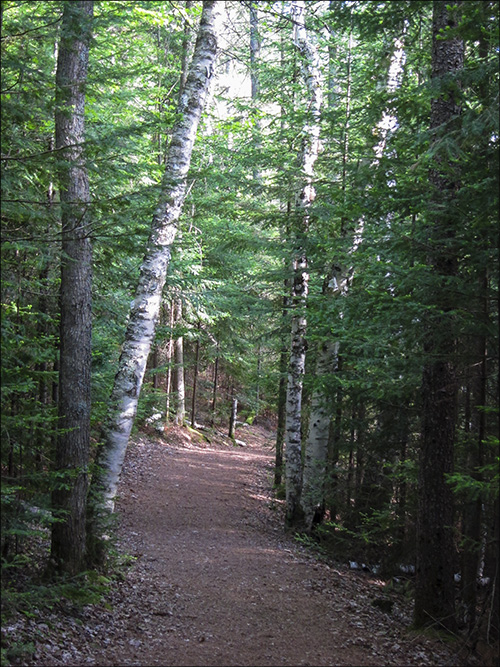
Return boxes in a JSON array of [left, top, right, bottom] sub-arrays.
[[414, 0, 464, 632], [51, 0, 93, 575]]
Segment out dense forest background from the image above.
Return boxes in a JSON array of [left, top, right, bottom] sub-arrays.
[[1, 0, 499, 653]]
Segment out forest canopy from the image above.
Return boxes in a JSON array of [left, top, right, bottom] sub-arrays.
[[1, 0, 499, 647]]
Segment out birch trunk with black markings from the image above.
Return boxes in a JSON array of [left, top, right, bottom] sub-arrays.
[[300, 29, 406, 533], [87, 0, 222, 565], [284, 0, 323, 528]]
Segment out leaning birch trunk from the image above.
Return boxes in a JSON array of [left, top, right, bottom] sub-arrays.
[[300, 31, 407, 532], [87, 0, 222, 564], [284, 0, 323, 528]]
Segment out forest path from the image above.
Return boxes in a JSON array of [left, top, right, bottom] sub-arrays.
[[80, 421, 460, 667], [80, 422, 458, 666]]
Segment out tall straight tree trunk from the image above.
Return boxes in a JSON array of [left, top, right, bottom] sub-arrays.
[[284, 0, 323, 528], [151, 345, 160, 390], [190, 324, 201, 427], [164, 302, 175, 422], [462, 312, 486, 632], [87, 0, 222, 565], [459, 274, 487, 635], [414, 0, 464, 632], [300, 340, 338, 531], [274, 21, 292, 490], [300, 26, 406, 532], [210, 342, 219, 425], [51, 0, 93, 575], [326, 369, 343, 524], [274, 341, 287, 487], [228, 396, 237, 439], [300, 268, 340, 531], [173, 298, 186, 425], [249, 1, 261, 184], [462, 14, 491, 633]]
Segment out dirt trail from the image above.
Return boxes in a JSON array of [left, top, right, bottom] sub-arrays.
[[75, 422, 459, 667], [15, 423, 463, 666]]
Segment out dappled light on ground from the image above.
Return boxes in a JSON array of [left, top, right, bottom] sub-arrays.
[[12, 423, 464, 666]]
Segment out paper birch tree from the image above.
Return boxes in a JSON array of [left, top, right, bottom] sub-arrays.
[[87, 0, 223, 565], [300, 27, 407, 532], [284, 0, 323, 528]]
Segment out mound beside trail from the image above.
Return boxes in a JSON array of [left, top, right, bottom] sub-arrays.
[[27, 423, 461, 666]]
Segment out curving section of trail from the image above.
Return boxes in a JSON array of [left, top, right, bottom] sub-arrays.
[[90, 424, 457, 667]]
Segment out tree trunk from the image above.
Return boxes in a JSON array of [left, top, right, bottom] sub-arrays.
[[300, 267, 340, 531], [274, 334, 287, 488], [152, 345, 160, 390], [300, 339, 338, 531], [173, 299, 186, 425], [461, 272, 487, 633], [326, 377, 343, 526], [249, 1, 261, 184], [299, 23, 406, 533], [211, 343, 219, 425], [397, 413, 409, 549], [275, 25, 292, 492], [165, 301, 175, 422], [190, 328, 200, 427], [284, 0, 323, 529], [229, 397, 237, 439], [87, 0, 222, 565], [461, 14, 491, 634], [178, 0, 195, 104], [414, 0, 464, 633], [51, 0, 93, 576], [349, 400, 366, 531]]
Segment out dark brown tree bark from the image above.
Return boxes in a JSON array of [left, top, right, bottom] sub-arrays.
[[51, 0, 93, 575], [461, 272, 487, 634], [414, 0, 464, 632], [461, 10, 493, 634]]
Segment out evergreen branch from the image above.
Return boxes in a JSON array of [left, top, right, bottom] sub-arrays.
[[1, 143, 83, 162], [1, 15, 63, 40]]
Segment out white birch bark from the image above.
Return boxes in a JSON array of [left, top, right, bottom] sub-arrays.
[[250, 1, 262, 183], [173, 298, 186, 426], [164, 302, 174, 422], [300, 30, 407, 531], [88, 1, 222, 540], [284, 0, 323, 527], [300, 276, 344, 532]]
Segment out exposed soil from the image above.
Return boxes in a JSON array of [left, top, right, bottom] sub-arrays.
[[6, 421, 469, 666]]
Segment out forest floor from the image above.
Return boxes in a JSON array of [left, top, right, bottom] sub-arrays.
[[3, 420, 483, 666]]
